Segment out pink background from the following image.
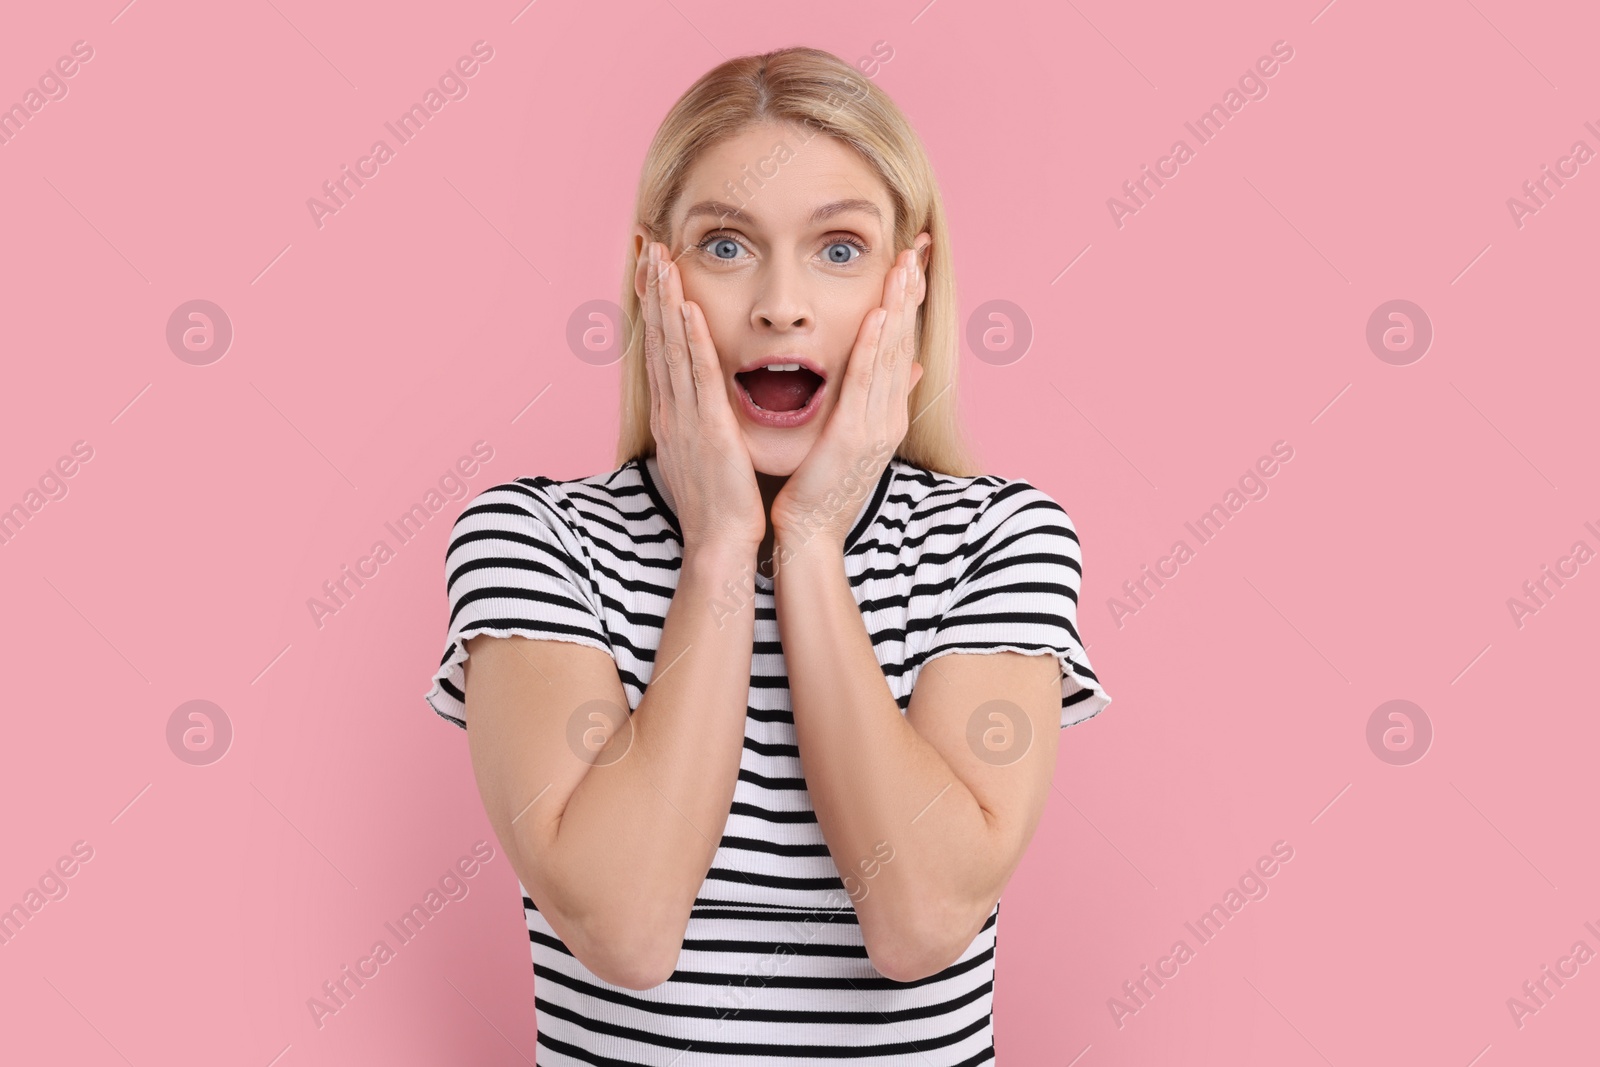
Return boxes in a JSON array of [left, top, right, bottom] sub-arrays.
[[2, 1, 1596, 1063]]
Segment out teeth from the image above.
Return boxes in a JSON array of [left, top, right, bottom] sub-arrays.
[[741, 362, 819, 413]]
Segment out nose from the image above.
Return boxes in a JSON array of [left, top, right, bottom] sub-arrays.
[[750, 260, 812, 332]]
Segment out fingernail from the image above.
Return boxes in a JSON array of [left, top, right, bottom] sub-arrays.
[[680, 303, 691, 325]]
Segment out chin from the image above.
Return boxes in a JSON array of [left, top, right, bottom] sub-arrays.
[[745, 433, 815, 477]]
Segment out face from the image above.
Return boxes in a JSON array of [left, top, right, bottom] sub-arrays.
[[634, 122, 930, 477]]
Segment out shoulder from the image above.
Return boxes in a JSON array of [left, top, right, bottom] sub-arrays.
[[452, 462, 647, 539], [892, 460, 1080, 549]]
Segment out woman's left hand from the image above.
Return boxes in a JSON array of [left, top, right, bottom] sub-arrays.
[[771, 240, 928, 552]]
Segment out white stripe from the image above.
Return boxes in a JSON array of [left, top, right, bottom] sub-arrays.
[[423, 456, 1111, 1062]]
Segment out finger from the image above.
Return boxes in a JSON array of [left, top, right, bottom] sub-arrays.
[[659, 253, 703, 409], [843, 304, 889, 426], [640, 246, 667, 427], [857, 254, 901, 400], [644, 242, 676, 414], [893, 252, 921, 405], [869, 254, 911, 418], [893, 254, 917, 389], [678, 298, 726, 427], [883, 252, 921, 439]]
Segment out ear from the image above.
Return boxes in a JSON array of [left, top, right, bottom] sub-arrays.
[[910, 361, 925, 392], [632, 227, 653, 301], [912, 232, 932, 303]]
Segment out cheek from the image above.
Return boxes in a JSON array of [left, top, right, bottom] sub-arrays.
[[823, 290, 883, 346], [678, 279, 739, 373], [698, 316, 743, 378]]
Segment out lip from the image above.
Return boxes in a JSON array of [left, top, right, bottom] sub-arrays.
[[733, 353, 830, 379], [733, 361, 828, 428]]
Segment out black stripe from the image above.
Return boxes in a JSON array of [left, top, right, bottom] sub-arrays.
[[634, 455, 682, 541], [424, 455, 1107, 1063], [844, 459, 896, 551], [533, 993, 992, 1059]]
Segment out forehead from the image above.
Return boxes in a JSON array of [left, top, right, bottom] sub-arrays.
[[675, 122, 893, 234]]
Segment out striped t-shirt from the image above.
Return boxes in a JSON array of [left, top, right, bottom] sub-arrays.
[[425, 452, 1111, 1065]]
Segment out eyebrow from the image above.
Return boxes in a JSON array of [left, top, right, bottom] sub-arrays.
[[680, 198, 884, 229]]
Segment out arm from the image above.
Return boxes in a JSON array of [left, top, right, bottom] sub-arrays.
[[464, 540, 757, 990], [773, 539, 1064, 983]]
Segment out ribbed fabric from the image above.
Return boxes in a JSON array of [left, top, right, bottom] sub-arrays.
[[424, 455, 1111, 1065]]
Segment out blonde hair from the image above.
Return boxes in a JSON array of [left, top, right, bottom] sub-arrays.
[[614, 46, 981, 477]]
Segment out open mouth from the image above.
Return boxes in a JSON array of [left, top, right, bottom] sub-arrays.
[[733, 364, 826, 413]]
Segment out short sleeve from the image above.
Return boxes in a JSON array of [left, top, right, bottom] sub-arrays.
[[423, 478, 613, 729], [920, 481, 1111, 729]]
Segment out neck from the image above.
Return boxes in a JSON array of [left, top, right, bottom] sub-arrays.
[[755, 469, 786, 578], [644, 454, 803, 579]]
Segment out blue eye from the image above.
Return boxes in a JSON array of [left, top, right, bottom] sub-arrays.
[[825, 239, 866, 264], [692, 232, 870, 264]]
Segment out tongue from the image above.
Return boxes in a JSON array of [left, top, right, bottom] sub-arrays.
[[741, 368, 818, 412]]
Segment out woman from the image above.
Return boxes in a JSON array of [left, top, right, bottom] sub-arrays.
[[425, 46, 1111, 1066]]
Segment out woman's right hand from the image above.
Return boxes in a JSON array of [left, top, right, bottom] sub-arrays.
[[638, 240, 766, 554]]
